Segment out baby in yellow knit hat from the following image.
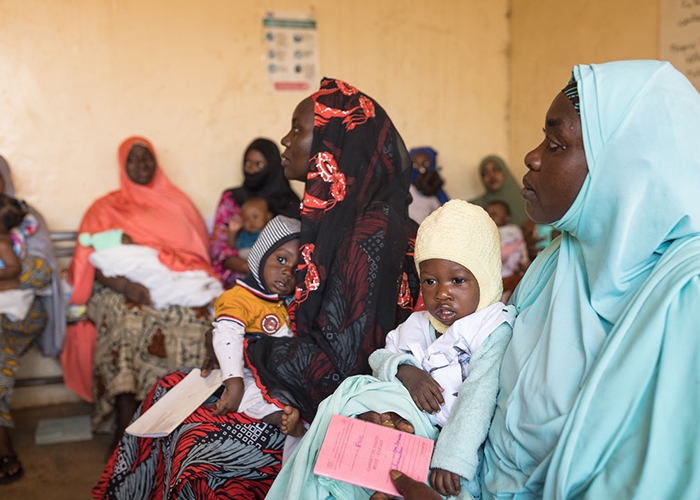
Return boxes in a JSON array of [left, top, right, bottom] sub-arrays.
[[369, 199, 516, 498]]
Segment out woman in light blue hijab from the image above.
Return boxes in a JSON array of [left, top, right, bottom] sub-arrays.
[[388, 60, 700, 499], [484, 60, 700, 499]]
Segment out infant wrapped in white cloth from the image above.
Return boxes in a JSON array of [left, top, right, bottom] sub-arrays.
[[81, 230, 223, 309]]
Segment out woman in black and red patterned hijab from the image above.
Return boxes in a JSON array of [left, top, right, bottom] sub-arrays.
[[246, 78, 419, 422]]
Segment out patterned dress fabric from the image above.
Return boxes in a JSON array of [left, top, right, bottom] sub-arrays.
[[0, 256, 50, 427], [89, 284, 211, 432], [92, 368, 284, 499], [210, 138, 300, 289]]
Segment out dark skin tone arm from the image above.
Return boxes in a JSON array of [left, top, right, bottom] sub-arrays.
[[397, 364, 445, 414], [223, 218, 250, 274], [0, 236, 21, 290], [223, 255, 250, 274], [95, 268, 152, 306]]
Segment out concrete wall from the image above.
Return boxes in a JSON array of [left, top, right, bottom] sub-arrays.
[[0, 0, 510, 231], [508, 0, 660, 180]]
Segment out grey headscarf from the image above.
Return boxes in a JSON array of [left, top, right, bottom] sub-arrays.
[[0, 156, 65, 356]]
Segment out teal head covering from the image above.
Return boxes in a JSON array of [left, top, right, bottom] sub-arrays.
[[470, 155, 529, 226], [483, 61, 700, 498]]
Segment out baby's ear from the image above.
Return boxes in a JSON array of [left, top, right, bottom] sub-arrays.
[[266, 212, 273, 222]]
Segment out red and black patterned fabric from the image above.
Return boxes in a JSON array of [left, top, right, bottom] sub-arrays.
[[245, 78, 419, 422], [92, 368, 284, 500]]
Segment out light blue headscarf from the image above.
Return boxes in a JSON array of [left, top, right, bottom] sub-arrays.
[[482, 61, 700, 498]]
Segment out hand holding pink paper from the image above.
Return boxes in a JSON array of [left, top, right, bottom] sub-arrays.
[[313, 414, 434, 497]]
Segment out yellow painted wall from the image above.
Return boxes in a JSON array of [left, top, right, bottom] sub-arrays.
[[0, 0, 509, 230], [508, 0, 660, 181]]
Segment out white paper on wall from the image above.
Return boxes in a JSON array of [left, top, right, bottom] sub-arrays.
[[661, 0, 700, 90]]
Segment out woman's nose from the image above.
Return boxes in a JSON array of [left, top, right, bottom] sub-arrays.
[[281, 132, 291, 147], [524, 145, 541, 171]]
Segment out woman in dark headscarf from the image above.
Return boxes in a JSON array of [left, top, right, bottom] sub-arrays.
[[93, 78, 419, 499], [0, 156, 63, 484], [210, 138, 300, 288], [246, 78, 419, 422]]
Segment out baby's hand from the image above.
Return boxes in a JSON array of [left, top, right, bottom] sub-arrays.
[[212, 377, 244, 416], [430, 468, 462, 497], [397, 364, 444, 414], [228, 217, 243, 235]]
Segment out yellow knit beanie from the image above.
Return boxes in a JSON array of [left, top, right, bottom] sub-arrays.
[[414, 200, 503, 313]]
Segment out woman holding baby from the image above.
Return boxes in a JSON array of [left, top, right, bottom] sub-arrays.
[[65, 136, 216, 452], [209, 138, 301, 288]]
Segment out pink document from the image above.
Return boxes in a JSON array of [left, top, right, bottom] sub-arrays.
[[313, 414, 434, 497]]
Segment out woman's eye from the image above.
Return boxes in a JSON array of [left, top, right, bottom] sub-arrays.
[[278, 257, 287, 264], [421, 278, 436, 285], [546, 140, 561, 152], [453, 278, 466, 284]]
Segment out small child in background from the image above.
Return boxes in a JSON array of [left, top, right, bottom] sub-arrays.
[[486, 200, 529, 302], [228, 197, 273, 262], [0, 195, 28, 289], [0, 194, 36, 321], [211, 215, 304, 437]]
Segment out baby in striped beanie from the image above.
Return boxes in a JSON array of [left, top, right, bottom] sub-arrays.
[[369, 200, 515, 497], [211, 215, 303, 433]]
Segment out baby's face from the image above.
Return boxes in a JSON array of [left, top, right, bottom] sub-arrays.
[[241, 205, 271, 233], [420, 258, 480, 327], [262, 238, 299, 296], [486, 203, 509, 227]]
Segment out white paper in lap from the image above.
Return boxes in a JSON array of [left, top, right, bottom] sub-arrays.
[[125, 369, 223, 438]]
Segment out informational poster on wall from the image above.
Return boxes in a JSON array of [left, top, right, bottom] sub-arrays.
[[263, 10, 319, 92], [660, 0, 700, 90]]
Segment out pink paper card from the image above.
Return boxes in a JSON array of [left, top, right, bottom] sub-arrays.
[[313, 414, 434, 497]]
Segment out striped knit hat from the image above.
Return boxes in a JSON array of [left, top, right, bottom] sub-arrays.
[[248, 215, 301, 293], [414, 200, 503, 314]]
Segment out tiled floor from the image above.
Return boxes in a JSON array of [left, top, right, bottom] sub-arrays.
[[1, 402, 111, 500]]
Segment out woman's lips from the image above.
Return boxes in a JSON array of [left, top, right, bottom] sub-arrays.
[[521, 186, 535, 201], [521, 178, 536, 200]]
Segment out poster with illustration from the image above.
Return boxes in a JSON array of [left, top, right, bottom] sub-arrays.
[[264, 10, 319, 92]]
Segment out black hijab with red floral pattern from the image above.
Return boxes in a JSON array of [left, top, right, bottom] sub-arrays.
[[245, 78, 419, 422]]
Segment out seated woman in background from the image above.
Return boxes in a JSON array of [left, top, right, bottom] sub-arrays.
[[471, 154, 529, 227], [93, 78, 419, 500], [210, 138, 300, 288], [408, 146, 449, 224], [66, 136, 215, 451], [0, 157, 65, 485], [377, 60, 700, 499]]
